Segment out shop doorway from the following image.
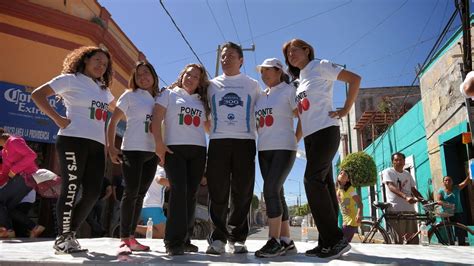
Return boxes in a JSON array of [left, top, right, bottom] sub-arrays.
[[442, 135, 474, 225]]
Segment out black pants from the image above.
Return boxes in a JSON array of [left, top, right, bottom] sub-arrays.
[[0, 175, 32, 230], [303, 126, 342, 247], [11, 202, 36, 237], [56, 136, 105, 235], [164, 145, 206, 249], [206, 138, 256, 243], [120, 150, 158, 238], [258, 150, 296, 220]]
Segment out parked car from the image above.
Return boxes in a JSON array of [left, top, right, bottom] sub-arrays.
[[290, 216, 303, 226]]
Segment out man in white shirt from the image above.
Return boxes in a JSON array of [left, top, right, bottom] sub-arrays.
[[382, 152, 418, 244], [205, 42, 260, 255]]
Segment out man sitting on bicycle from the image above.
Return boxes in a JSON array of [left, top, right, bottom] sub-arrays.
[[382, 152, 419, 244]]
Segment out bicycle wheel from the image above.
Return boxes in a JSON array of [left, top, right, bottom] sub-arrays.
[[355, 220, 391, 244], [429, 222, 473, 246]]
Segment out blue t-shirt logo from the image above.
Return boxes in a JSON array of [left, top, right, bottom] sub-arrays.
[[219, 93, 243, 108]]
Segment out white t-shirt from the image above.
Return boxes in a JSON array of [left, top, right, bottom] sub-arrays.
[[143, 165, 166, 208], [208, 73, 261, 140], [45, 73, 114, 145], [460, 71, 474, 99], [155, 87, 206, 147], [382, 167, 416, 212], [296, 59, 343, 138], [116, 89, 155, 152], [255, 82, 297, 151]]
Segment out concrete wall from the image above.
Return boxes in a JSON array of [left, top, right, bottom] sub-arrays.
[[418, 27, 470, 193], [362, 102, 431, 216]]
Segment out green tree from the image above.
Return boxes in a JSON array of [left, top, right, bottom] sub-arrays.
[[251, 194, 259, 210]]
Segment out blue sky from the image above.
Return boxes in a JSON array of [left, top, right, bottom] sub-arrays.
[[100, 0, 463, 205]]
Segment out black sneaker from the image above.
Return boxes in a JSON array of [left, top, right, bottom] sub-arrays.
[[317, 238, 351, 260], [281, 240, 297, 255], [184, 242, 198, 252], [166, 246, 185, 256], [255, 238, 284, 258], [305, 245, 323, 257]]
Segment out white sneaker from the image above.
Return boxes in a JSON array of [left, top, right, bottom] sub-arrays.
[[53, 232, 88, 254], [228, 241, 248, 254], [206, 240, 226, 254]]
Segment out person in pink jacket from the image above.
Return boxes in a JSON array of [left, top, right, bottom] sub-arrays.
[[0, 128, 44, 238]]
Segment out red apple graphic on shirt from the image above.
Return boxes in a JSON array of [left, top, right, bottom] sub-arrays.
[[193, 116, 200, 127], [265, 115, 273, 127], [301, 98, 310, 111], [184, 114, 193, 125]]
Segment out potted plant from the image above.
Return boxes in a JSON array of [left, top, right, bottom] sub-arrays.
[[340, 152, 377, 187]]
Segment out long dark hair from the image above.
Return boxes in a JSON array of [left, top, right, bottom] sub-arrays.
[[62, 46, 113, 89], [336, 170, 352, 192], [169, 64, 211, 117], [129, 61, 159, 97], [282, 39, 315, 80]]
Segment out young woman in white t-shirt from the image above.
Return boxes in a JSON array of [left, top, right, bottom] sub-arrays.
[[283, 39, 361, 259], [152, 63, 209, 256], [253, 58, 299, 258], [106, 61, 159, 255], [32, 46, 115, 254]]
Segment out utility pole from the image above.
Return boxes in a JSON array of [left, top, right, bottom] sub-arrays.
[[456, 0, 474, 154], [214, 44, 256, 77], [343, 64, 353, 154]]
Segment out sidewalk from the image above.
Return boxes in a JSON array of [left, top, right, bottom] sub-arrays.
[[0, 237, 471, 265]]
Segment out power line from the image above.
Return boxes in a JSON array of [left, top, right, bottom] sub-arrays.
[[396, 0, 440, 84], [437, 0, 449, 35], [243, 0, 258, 68], [367, 9, 458, 158], [336, 0, 409, 57], [242, 0, 352, 43], [157, 74, 169, 87], [159, 0, 212, 79], [206, 0, 226, 42], [158, 0, 352, 68], [352, 28, 458, 70], [225, 0, 246, 74], [225, 0, 242, 44], [159, 49, 216, 66]]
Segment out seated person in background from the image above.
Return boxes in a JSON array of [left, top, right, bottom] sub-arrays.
[[135, 165, 169, 238], [437, 175, 471, 245], [0, 128, 44, 238], [460, 71, 474, 98], [11, 189, 45, 238]]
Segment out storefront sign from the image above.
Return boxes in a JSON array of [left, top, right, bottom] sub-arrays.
[[0, 81, 65, 143]]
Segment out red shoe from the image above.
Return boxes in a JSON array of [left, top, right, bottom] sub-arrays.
[[117, 240, 132, 256], [129, 237, 150, 252]]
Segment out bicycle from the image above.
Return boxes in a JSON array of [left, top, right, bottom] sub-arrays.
[[356, 196, 473, 245]]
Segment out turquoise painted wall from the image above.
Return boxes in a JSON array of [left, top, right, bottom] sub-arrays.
[[362, 101, 432, 216]]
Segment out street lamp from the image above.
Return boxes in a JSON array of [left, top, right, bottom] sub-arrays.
[[287, 178, 302, 207]]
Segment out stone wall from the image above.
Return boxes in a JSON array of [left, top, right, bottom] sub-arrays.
[[419, 33, 468, 192]]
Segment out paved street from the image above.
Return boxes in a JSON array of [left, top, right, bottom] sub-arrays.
[[248, 225, 319, 241], [0, 226, 472, 266]]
